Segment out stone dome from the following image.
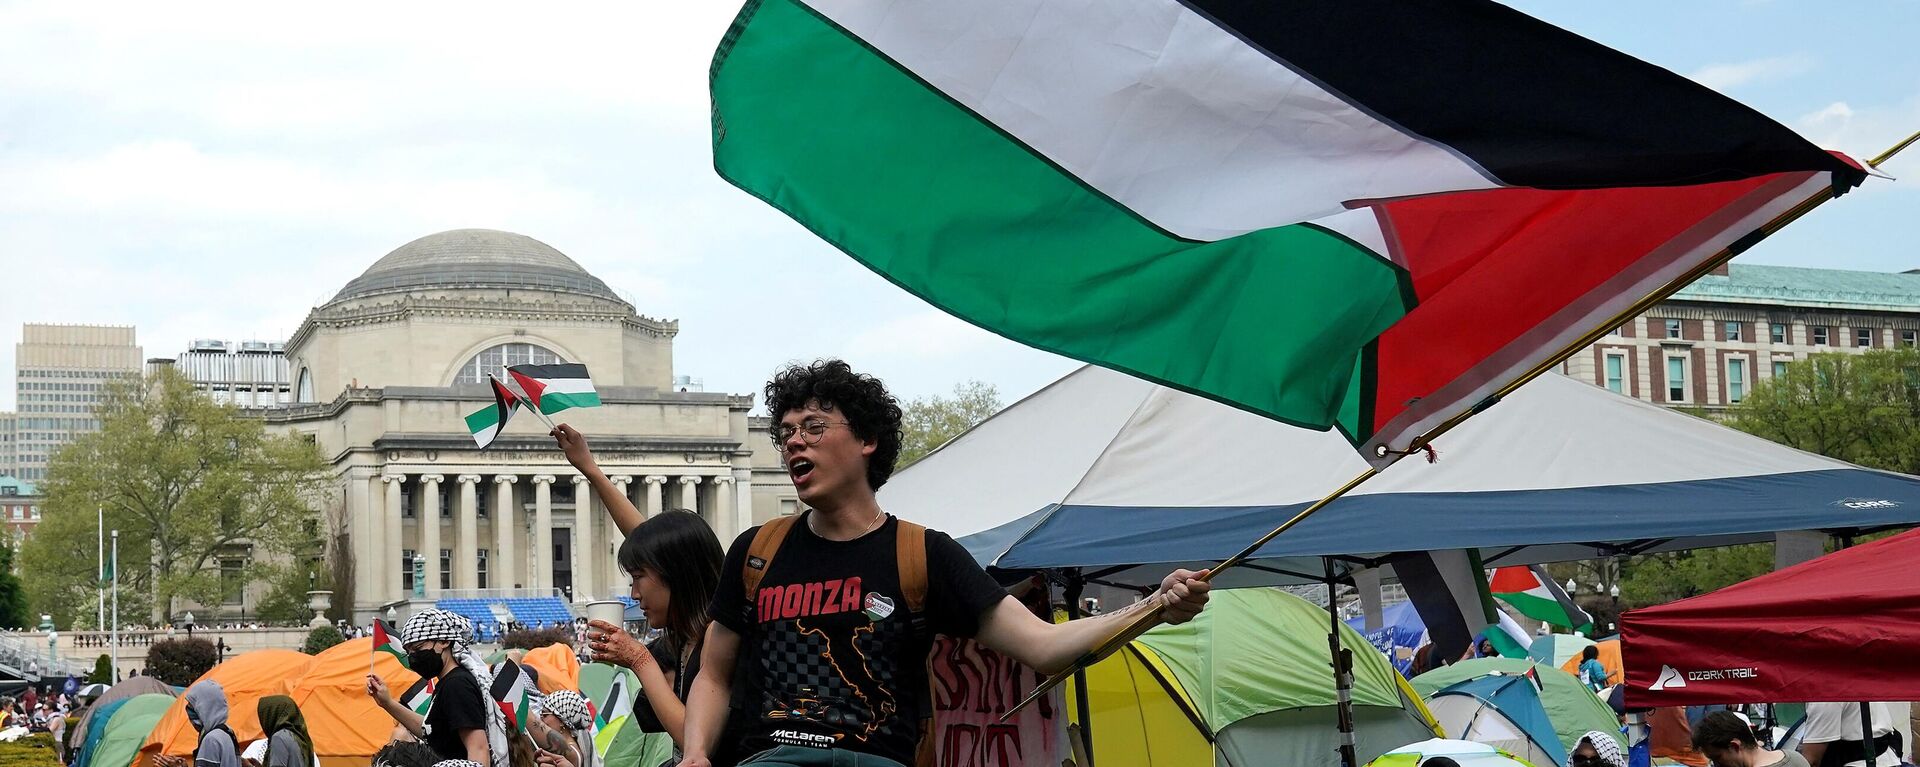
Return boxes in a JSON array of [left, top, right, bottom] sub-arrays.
[[330, 228, 623, 305]]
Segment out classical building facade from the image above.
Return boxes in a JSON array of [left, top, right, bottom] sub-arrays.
[[261, 229, 798, 622], [1564, 264, 1920, 414]]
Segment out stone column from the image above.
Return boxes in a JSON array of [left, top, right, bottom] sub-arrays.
[[712, 476, 737, 541], [383, 474, 405, 603], [678, 475, 702, 517], [643, 476, 668, 518], [573, 475, 596, 601], [610, 475, 634, 535], [419, 475, 445, 597], [456, 475, 482, 590], [732, 468, 754, 535], [348, 471, 373, 608], [532, 475, 555, 592], [493, 476, 519, 589], [1353, 568, 1385, 631]]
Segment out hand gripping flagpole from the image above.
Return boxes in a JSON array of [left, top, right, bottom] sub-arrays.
[[1002, 133, 1919, 721]]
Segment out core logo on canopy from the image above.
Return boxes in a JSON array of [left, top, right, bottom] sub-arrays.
[[1650, 665, 1687, 691], [1834, 498, 1900, 509]]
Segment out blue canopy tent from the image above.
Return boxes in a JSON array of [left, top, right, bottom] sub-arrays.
[[881, 366, 1920, 590]]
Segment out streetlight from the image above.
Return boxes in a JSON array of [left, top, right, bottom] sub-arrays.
[[1609, 583, 1622, 632], [181, 611, 196, 639], [1565, 578, 1577, 593]]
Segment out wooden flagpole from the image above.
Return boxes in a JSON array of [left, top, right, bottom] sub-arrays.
[[1003, 133, 1918, 721]]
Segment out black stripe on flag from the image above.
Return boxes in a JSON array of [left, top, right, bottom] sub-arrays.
[[507, 363, 588, 380], [1178, 0, 1860, 189], [1388, 549, 1493, 663]]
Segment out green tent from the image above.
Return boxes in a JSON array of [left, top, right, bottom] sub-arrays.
[[1069, 588, 1440, 767], [87, 693, 173, 767], [1411, 657, 1621, 754], [579, 661, 673, 767]]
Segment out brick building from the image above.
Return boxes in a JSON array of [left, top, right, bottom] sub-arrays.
[[1564, 264, 1920, 414]]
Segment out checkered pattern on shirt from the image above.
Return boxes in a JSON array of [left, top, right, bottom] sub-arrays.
[[751, 616, 923, 746]]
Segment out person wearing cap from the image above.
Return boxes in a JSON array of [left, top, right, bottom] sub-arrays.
[[367, 609, 508, 767]]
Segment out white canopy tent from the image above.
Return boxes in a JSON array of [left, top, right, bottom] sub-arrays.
[[880, 366, 1920, 589]]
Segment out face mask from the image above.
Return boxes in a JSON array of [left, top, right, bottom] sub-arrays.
[[408, 647, 446, 677], [186, 708, 202, 731]]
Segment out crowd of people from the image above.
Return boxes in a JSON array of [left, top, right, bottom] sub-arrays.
[[344, 360, 1211, 767], [17, 362, 1210, 767]]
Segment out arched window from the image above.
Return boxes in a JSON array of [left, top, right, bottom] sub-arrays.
[[454, 343, 561, 384], [296, 368, 314, 403]]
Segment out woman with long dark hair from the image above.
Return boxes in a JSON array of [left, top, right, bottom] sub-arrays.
[[551, 425, 737, 766]]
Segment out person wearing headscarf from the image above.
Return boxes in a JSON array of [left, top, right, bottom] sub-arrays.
[[528, 690, 594, 767], [367, 609, 507, 767], [256, 695, 314, 767], [1574, 730, 1629, 767], [371, 741, 443, 767]]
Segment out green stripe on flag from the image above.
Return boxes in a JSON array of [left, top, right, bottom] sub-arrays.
[[540, 391, 601, 415], [712, 0, 1412, 435]]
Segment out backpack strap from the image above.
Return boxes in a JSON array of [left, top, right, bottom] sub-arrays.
[[895, 519, 928, 614], [743, 515, 800, 606]]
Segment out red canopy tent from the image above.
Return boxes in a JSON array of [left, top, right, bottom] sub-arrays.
[[1622, 526, 1920, 707]]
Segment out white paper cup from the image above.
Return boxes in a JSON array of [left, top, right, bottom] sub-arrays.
[[585, 600, 625, 628]]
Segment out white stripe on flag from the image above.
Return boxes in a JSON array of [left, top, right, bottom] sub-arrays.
[[535, 377, 595, 396], [803, 0, 1498, 241]]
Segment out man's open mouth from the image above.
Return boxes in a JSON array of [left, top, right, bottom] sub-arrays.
[[788, 458, 815, 482]]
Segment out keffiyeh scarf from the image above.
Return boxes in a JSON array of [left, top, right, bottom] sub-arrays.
[[403, 610, 508, 767], [1577, 730, 1626, 767]]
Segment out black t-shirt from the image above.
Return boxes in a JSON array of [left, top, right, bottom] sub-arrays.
[[424, 667, 488, 762], [633, 635, 747, 767], [709, 513, 1006, 763]]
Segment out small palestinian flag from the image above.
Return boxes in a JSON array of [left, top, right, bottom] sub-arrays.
[[401, 677, 435, 717], [506, 363, 600, 415], [490, 659, 535, 734], [592, 674, 632, 758], [1491, 565, 1595, 632], [372, 619, 408, 668], [465, 375, 522, 448]]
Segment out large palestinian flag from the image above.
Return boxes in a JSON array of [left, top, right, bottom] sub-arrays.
[[711, 0, 1867, 465]]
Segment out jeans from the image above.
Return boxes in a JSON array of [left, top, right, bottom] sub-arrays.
[[739, 745, 909, 767]]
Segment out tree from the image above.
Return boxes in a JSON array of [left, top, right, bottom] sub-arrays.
[[1619, 544, 1775, 606], [1728, 349, 1920, 474], [0, 541, 30, 629], [145, 637, 219, 687], [302, 624, 345, 655], [899, 381, 1004, 466], [254, 562, 329, 625], [88, 654, 112, 684], [21, 368, 332, 628]]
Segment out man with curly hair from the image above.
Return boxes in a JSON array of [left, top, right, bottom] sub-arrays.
[[677, 359, 1211, 767]]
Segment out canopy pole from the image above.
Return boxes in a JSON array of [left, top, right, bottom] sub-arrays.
[[1003, 132, 1918, 722], [1326, 559, 1359, 767], [1064, 572, 1096, 767]]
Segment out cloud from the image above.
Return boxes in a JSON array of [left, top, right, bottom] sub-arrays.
[[1687, 55, 1814, 91], [1795, 96, 1920, 171]]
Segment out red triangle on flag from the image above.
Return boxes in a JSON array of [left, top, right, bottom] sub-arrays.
[[508, 369, 546, 409]]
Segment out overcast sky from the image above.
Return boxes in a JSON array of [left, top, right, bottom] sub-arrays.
[[2, 1, 1916, 413]]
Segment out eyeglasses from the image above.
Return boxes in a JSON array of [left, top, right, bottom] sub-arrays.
[[770, 419, 850, 452]]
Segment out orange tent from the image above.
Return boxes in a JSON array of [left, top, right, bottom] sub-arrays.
[[142, 649, 316, 759], [520, 644, 581, 694], [1558, 637, 1623, 687], [282, 637, 423, 767]]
